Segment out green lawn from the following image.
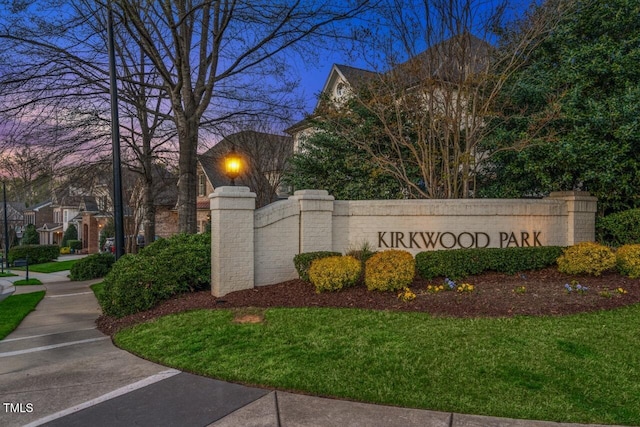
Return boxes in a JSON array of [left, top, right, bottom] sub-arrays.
[[0, 292, 45, 339], [13, 259, 78, 273], [115, 306, 640, 425], [0, 272, 18, 277], [90, 282, 104, 301]]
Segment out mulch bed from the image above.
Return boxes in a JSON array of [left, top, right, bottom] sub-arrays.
[[96, 268, 640, 336]]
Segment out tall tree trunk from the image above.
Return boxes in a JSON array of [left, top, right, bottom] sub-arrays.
[[176, 113, 199, 234], [142, 160, 156, 243]]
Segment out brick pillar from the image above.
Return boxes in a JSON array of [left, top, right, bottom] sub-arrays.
[[548, 191, 598, 245], [290, 190, 335, 253], [210, 186, 256, 297]]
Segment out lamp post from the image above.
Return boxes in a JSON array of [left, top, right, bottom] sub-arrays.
[[223, 148, 242, 185], [107, 2, 125, 260], [3, 182, 9, 270]]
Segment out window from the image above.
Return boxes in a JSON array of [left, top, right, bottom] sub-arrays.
[[198, 174, 206, 196]]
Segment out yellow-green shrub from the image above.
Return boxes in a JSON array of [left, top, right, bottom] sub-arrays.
[[557, 242, 616, 276], [60, 247, 71, 255], [616, 244, 640, 279], [365, 250, 415, 291], [308, 256, 361, 293]]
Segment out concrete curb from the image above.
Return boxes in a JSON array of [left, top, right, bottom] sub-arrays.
[[0, 279, 15, 302]]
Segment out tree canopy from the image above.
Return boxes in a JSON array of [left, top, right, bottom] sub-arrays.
[[285, 114, 407, 200], [480, 0, 640, 214]]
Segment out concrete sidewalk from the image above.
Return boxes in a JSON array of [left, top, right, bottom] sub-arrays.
[[0, 276, 629, 427]]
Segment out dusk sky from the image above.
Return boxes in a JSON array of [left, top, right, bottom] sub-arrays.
[[0, 0, 533, 144], [290, 0, 531, 122]]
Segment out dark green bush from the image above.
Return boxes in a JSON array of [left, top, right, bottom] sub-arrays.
[[596, 209, 640, 247], [23, 224, 39, 245], [61, 224, 78, 247], [99, 233, 211, 317], [294, 251, 342, 282], [68, 240, 82, 251], [70, 253, 115, 280], [416, 246, 564, 280], [8, 245, 59, 264]]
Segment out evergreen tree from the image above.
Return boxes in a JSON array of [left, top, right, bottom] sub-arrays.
[[61, 224, 78, 247], [481, 0, 640, 214], [285, 117, 408, 200], [22, 224, 39, 245]]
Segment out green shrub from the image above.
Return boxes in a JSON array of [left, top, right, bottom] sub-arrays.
[[597, 208, 640, 247], [294, 251, 342, 282], [99, 233, 211, 317], [557, 242, 616, 276], [416, 249, 483, 280], [616, 244, 640, 279], [308, 256, 361, 293], [8, 245, 59, 264], [98, 255, 161, 317], [346, 241, 377, 264], [61, 224, 78, 247], [22, 224, 39, 245], [346, 242, 377, 284], [365, 250, 415, 292], [68, 240, 82, 251], [415, 246, 564, 280], [483, 247, 564, 274], [70, 253, 115, 280]]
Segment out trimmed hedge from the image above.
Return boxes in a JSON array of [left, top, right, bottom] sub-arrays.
[[99, 233, 211, 317], [616, 244, 640, 279], [365, 250, 415, 291], [68, 240, 82, 251], [70, 253, 115, 280], [8, 245, 59, 264], [309, 256, 361, 292], [597, 208, 640, 247], [294, 251, 342, 282], [416, 246, 564, 280], [557, 242, 616, 276]]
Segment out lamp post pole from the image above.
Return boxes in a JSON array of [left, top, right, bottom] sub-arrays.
[[3, 182, 9, 270], [107, 2, 125, 260]]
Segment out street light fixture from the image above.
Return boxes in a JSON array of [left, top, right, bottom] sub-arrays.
[[224, 148, 242, 185]]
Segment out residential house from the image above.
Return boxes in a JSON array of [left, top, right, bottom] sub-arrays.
[[70, 196, 111, 254], [286, 33, 492, 150], [0, 202, 25, 250], [38, 189, 83, 245], [286, 64, 378, 152], [135, 167, 179, 240], [197, 131, 294, 227], [23, 200, 53, 230], [285, 33, 493, 199]]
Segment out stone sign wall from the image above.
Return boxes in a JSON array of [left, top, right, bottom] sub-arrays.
[[210, 188, 597, 297]]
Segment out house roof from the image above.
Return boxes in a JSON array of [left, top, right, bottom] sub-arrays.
[[25, 200, 52, 212], [393, 32, 492, 86], [0, 202, 25, 221], [320, 64, 378, 96], [37, 223, 62, 232], [79, 196, 99, 213], [287, 33, 493, 135], [199, 131, 293, 189]]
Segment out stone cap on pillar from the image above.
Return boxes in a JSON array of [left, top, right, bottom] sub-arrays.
[[547, 191, 597, 213], [210, 186, 256, 210], [290, 189, 335, 212]]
